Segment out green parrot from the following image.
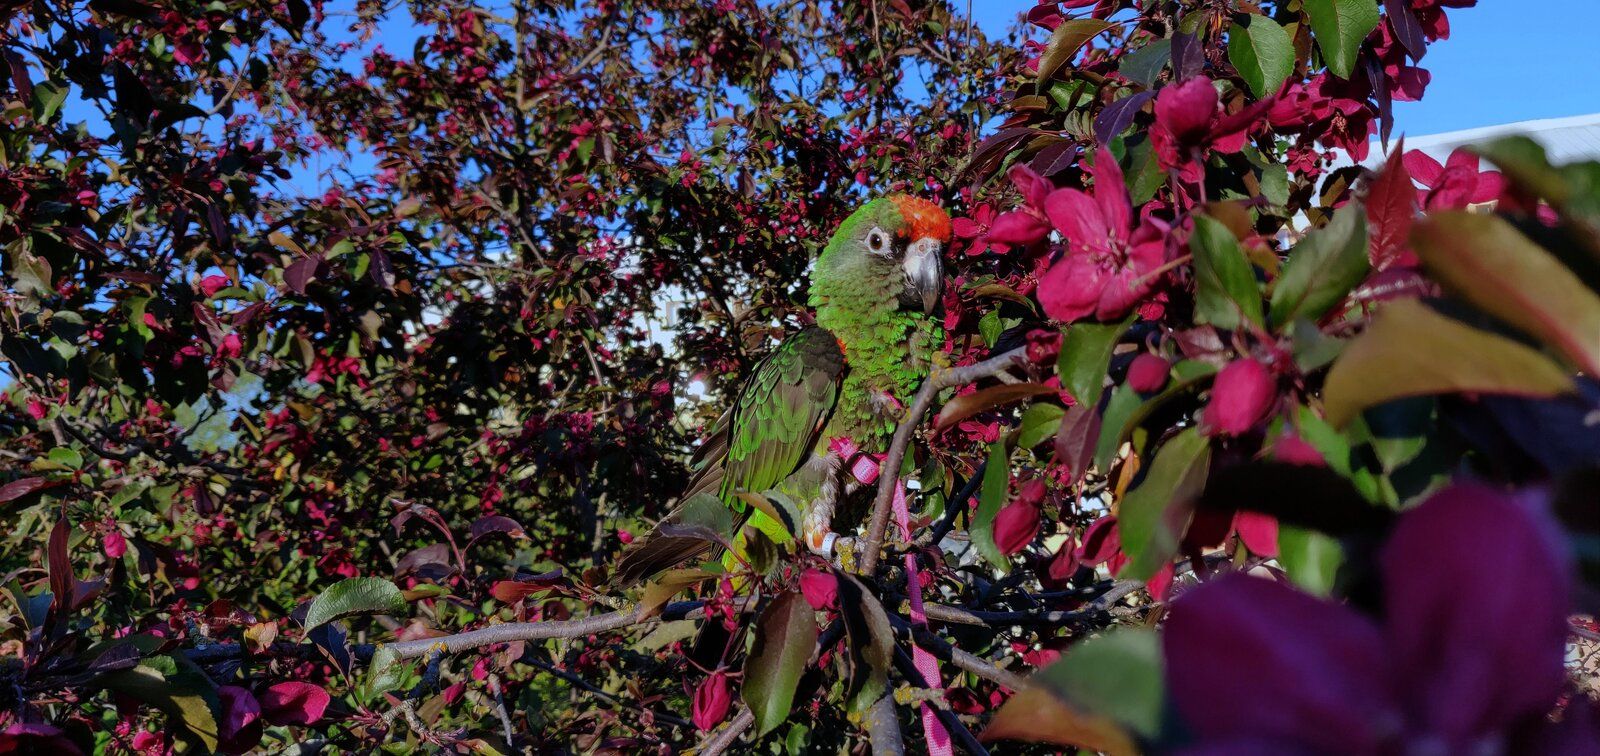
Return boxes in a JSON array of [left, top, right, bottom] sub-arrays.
[[613, 195, 950, 585]]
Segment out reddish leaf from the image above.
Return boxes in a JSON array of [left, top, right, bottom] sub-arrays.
[[1366, 139, 1418, 269], [1054, 403, 1101, 486], [0, 477, 53, 503], [48, 516, 74, 614], [935, 383, 1059, 430]]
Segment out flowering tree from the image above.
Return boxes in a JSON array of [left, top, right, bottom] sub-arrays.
[[1, 0, 1598, 752]]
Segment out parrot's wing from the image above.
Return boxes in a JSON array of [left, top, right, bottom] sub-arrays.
[[612, 327, 845, 586]]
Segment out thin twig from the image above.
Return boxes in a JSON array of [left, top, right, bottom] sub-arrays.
[[860, 348, 1029, 575], [700, 707, 755, 755]]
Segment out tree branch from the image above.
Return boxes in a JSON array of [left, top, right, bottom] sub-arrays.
[[860, 348, 1029, 575], [864, 692, 906, 756], [700, 708, 755, 755]]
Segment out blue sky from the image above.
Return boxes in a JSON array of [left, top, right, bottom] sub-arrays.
[[970, 1, 1598, 136]]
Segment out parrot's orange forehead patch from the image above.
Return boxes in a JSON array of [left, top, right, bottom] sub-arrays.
[[890, 195, 952, 243]]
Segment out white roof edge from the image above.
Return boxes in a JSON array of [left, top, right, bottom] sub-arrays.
[[1381, 112, 1600, 151]]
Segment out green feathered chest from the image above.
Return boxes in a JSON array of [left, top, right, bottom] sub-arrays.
[[816, 310, 942, 446]]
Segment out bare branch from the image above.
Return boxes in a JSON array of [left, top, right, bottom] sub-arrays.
[[864, 692, 906, 756], [860, 347, 1030, 575], [699, 708, 755, 755]]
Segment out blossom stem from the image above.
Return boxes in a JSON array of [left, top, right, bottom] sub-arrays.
[[1131, 253, 1193, 288]]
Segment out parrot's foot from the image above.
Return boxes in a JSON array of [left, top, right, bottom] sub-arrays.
[[803, 530, 858, 572]]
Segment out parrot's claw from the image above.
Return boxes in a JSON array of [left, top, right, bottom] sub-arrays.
[[832, 537, 858, 573]]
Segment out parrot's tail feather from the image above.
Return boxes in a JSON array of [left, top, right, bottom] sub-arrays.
[[610, 535, 713, 588]]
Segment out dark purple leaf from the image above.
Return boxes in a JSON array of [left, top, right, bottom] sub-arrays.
[[1094, 90, 1155, 145], [1054, 404, 1102, 486], [1029, 140, 1081, 177], [1171, 28, 1205, 82], [1383, 0, 1427, 61], [368, 249, 395, 290], [48, 517, 73, 615], [395, 544, 454, 579], [284, 257, 320, 295], [467, 515, 526, 546]]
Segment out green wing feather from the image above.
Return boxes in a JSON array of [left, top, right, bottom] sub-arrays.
[[611, 327, 845, 586]]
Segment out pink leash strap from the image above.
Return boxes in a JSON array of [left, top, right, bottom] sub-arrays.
[[891, 479, 954, 756]]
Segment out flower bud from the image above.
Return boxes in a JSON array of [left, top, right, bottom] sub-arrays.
[[800, 569, 838, 611], [1204, 358, 1276, 436], [692, 671, 733, 731], [994, 498, 1041, 556], [1127, 353, 1170, 393]]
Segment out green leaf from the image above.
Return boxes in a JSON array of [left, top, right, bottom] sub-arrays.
[[31, 81, 68, 123], [1033, 629, 1165, 738], [837, 575, 894, 713], [1322, 298, 1575, 427], [1117, 427, 1211, 581], [1119, 39, 1172, 88], [302, 577, 407, 633], [100, 656, 221, 751], [1057, 315, 1134, 405], [971, 440, 1013, 572], [47, 447, 84, 470], [364, 644, 408, 697], [1227, 16, 1294, 97], [742, 591, 818, 736], [10, 250, 53, 298], [1411, 211, 1600, 376], [1017, 403, 1066, 450], [1304, 0, 1380, 79], [1190, 214, 1263, 329], [1276, 525, 1344, 595], [1260, 163, 1290, 207], [1036, 19, 1116, 87], [1094, 363, 1217, 469], [1268, 202, 1370, 329]]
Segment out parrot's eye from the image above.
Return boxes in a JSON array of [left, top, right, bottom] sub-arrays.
[[866, 228, 890, 255]]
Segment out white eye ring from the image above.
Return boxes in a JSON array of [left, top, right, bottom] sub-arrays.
[[867, 228, 889, 254]]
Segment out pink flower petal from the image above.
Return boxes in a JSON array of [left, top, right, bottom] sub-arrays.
[[1089, 147, 1131, 240], [1163, 575, 1397, 752], [800, 569, 838, 610], [260, 681, 332, 726], [1043, 187, 1109, 250], [1038, 252, 1110, 322], [1380, 484, 1571, 742], [1233, 511, 1279, 557], [983, 210, 1051, 247], [1402, 150, 1445, 187]]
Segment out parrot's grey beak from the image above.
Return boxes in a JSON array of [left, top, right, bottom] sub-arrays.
[[904, 237, 945, 315]]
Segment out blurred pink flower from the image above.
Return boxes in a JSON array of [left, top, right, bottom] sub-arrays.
[[1403, 148, 1504, 209], [1163, 484, 1577, 754]]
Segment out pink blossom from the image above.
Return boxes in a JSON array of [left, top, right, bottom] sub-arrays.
[[103, 529, 127, 559], [1037, 148, 1170, 322], [1150, 77, 1271, 184], [200, 275, 231, 297], [1203, 358, 1276, 436], [1163, 484, 1575, 753], [1403, 148, 1504, 209]]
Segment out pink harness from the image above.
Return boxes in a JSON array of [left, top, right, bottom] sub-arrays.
[[845, 450, 953, 756]]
